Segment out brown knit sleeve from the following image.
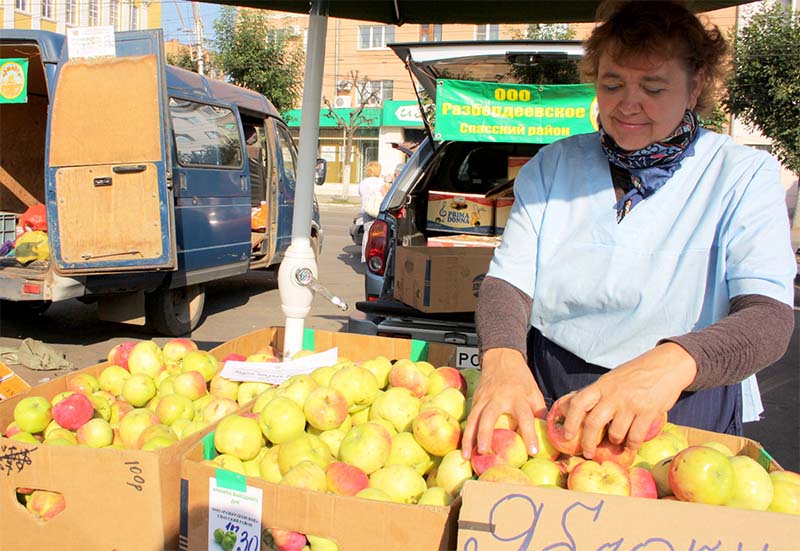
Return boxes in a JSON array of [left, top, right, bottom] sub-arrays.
[[476, 276, 533, 361], [659, 294, 795, 391]]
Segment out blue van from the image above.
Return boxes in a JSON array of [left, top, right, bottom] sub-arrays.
[[0, 29, 324, 335]]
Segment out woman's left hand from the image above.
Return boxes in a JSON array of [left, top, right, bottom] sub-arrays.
[[561, 343, 698, 458]]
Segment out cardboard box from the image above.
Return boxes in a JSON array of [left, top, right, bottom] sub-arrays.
[[0, 361, 215, 551], [457, 426, 799, 550], [395, 246, 494, 313], [427, 191, 494, 235], [507, 156, 531, 180], [494, 197, 514, 234], [428, 234, 502, 248], [180, 327, 461, 551], [0, 360, 32, 401]]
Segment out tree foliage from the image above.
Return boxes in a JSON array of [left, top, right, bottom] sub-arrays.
[[167, 51, 197, 73], [213, 7, 304, 114], [724, 2, 800, 175]]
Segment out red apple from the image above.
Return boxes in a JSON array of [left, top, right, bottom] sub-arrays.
[[268, 527, 307, 551], [66, 372, 100, 396], [669, 446, 735, 505], [26, 490, 66, 521], [470, 428, 529, 475], [477, 464, 532, 486], [412, 407, 461, 457], [629, 466, 658, 499], [172, 370, 208, 401], [182, 350, 220, 382], [326, 461, 369, 496], [52, 392, 94, 430], [545, 394, 604, 457], [568, 460, 631, 497], [388, 359, 429, 398], [426, 366, 467, 396], [161, 337, 198, 368], [222, 352, 247, 363], [107, 341, 137, 371], [593, 437, 636, 469], [644, 412, 669, 441]]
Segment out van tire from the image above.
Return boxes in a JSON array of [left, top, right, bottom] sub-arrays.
[[146, 284, 205, 336]]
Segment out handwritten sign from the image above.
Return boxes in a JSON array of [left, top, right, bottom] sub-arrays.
[[0, 443, 35, 475], [219, 348, 339, 385], [208, 478, 262, 551], [457, 481, 797, 550], [66, 26, 115, 59]]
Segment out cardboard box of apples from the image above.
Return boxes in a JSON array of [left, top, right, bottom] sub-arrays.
[[180, 327, 799, 551], [0, 335, 271, 551]]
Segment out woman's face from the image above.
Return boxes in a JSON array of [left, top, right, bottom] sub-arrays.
[[596, 51, 703, 151]]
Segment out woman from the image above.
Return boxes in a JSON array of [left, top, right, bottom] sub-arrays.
[[358, 161, 388, 262], [462, 0, 795, 462]]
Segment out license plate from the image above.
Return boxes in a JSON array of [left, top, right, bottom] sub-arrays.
[[455, 346, 480, 369]]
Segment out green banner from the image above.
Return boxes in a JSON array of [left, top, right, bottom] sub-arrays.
[[0, 58, 28, 104], [434, 79, 597, 144]]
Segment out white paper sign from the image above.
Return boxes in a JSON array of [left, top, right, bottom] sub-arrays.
[[66, 26, 115, 59], [219, 347, 339, 384], [455, 346, 481, 369], [208, 478, 262, 551]]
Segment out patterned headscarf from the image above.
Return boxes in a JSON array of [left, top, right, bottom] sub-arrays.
[[600, 109, 699, 222]]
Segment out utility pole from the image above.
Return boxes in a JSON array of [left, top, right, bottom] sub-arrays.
[[191, 2, 205, 76]]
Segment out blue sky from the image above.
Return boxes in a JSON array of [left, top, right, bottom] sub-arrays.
[[161, 1, 221, 44]]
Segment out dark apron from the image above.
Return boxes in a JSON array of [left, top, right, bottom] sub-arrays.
[[527, 328, 743, 435]]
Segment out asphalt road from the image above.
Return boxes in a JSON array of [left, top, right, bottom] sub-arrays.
[[1, 203, 798, 470]]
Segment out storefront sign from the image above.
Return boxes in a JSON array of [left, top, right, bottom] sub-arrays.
[[0, 58, 28, 104], [434, 79, 598, 143], [382, 100, 424, 127]]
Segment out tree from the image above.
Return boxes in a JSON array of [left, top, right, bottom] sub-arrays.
[[322, 71, 380, 199], [724, 1, 799, 225], [213, 7, 304, 114], [167, 51, 197, 72]]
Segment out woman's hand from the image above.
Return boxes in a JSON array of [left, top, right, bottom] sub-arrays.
[[562, 343, 698, 458], [461, 348, 547, 460]]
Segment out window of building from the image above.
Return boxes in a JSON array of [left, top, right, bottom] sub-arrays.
[[41, 0, 54, 19], [475, 24, 500, 40], [357, 80, 393, 106], [89, 0, 100, 26], [65, 0, 78, 25], [419, 24, 442, 42], [169, 98, 243, 168], [130, 2, 140, 31], [110, 1, 121, 30], [358, 25, 395, 49], [15, 0, 29, 12]]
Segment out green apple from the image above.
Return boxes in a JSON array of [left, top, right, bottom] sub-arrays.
[[280, 460, 328, 492], [368, 386, 420, 433], [421, 387, 466, 422], [98, 365, 131, 396], [258, 445, 283, 483], [237, 381, 272, 407], [768, 473, 800, 515], [155, 393, 195, 426], [13, 396, 52, 434], [669, 446, 735, 505], [214, 414, 263, 461], [338, 422, 392, 475], [434, 449, 474, 496], [567, 460, 631, 496], [277, 374, 319, 408], [258, 396, 306, 445], [412, 407, 461, 457], [329, 365, 380, 413], [122, 373, 157, 407], [303, 386, 349, 431], [181, 350, 219, 382], [359, 356, 393, 389], [521, 457, 565, 488], [277, 432, 332, 474], [418, 486, 454, 506], [727, 455, 773, 510], [386, 431, 433, 476], [128, 340, 164, 379], [369, 464, 427, 504]]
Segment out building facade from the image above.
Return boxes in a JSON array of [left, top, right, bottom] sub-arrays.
[[1, 0, 161, 34]]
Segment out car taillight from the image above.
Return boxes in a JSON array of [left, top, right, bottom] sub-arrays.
[[365, 219, 388, 275]]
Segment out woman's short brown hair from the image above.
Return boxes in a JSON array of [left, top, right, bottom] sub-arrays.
[[365, 161, 382, 178], [581, 0, 728, 115]]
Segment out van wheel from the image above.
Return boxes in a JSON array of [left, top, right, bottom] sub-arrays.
[[146, 284, 205, 336]]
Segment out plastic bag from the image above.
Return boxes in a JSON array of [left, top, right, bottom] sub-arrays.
[[251, 203, 267, 230], [18, 204, 47, 232], [14, 230, 50, 264], [364, 192, 383, 218]]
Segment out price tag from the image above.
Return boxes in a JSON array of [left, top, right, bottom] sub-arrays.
[[219, 347, 339, 384], [208, 477, 262, 551]]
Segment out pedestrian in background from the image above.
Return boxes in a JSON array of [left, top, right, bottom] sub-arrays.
[[359, 161, 388, 262]]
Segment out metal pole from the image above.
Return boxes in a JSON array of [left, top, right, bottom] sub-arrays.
[[278, 0, 329, 358]]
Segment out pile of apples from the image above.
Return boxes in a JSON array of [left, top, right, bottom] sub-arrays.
[[5, 338, 279, 522]]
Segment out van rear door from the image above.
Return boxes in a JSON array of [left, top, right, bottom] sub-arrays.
[[48, 30, 175, 274]]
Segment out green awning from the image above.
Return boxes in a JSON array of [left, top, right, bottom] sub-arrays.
[[284, 107, 382, 128]]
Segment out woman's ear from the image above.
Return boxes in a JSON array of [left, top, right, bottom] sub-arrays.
[[688, 69, 705, 110]]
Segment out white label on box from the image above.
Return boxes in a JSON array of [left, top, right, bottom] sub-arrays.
[[220, 347, 339, 384], [66, 26, 115, 59], [456, 346, 481, 369], [208, 478, 262, 551]]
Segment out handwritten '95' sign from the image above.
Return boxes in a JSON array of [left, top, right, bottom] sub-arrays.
[[457, 485, 796, 551]]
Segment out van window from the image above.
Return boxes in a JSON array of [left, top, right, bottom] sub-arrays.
[[169, 98, 243, 168], [276, 124, 297, 193]]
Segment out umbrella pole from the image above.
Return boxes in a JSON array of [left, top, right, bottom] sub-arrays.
[[278, 4, 329, 358]]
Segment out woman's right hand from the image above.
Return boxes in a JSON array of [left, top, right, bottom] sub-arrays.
[[461, 347, 547, 460]]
